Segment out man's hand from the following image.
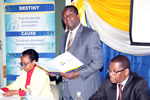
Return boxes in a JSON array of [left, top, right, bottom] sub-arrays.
[[3, 90, 19, 96], [46, 71, 56, 77], [61, 71, 79, 79]]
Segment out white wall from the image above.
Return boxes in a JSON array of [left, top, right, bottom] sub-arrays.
[[0, 0, 6, 87], [131, 0, 150, 44], [0, 36, 3, 88]]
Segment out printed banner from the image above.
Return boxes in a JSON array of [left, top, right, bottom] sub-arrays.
[[4, 0, 55, 85]]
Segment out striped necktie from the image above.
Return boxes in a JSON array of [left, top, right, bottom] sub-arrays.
[[118, 84, 123, 100], [66, 32, 73, 51]]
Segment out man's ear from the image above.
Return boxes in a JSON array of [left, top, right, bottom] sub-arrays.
[[125, 68, 130, 76], [77, 14, 80, 19]]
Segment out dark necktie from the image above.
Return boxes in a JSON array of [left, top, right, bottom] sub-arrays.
[[66, 32, 73, 51], [118, 84, 123, 100]]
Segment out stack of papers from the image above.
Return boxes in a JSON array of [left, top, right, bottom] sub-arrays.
[[35, 52, 84, 73]]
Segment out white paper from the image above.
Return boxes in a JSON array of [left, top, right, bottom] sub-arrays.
[[0, 89, 4, 97], [35, 52, 84, 73]]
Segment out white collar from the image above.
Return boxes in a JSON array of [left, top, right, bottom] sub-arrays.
[[118, 76, 129, 87], [69, 23, 81, 34]]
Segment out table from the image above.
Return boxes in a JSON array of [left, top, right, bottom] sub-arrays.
[[0, 95, 55, 100]]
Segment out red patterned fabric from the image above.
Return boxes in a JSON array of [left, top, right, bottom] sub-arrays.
[[25, 65, 36, 88], [1, 87, 9, 92], [19, 90, 25, 96]]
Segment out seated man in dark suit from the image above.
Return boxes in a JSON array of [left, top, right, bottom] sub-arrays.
[[89, 55, 150, 100]]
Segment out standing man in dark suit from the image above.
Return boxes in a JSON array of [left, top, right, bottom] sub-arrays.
[[59, 5, 103, 100], [89, 55, 150, 100]]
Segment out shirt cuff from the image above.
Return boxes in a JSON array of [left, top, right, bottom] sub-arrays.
[[19, 90, 25, 96], [1, 87, 9, 92]]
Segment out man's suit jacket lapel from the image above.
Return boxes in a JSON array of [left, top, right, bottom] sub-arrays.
[[111, 84, 117, 100], [69, 24, 83, 53], [62, 32, 68, 53], [123, 73, 133, 91], [122, 73, 133, 100]]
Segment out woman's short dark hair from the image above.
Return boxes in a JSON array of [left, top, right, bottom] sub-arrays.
[[22, 49, 39, 62]]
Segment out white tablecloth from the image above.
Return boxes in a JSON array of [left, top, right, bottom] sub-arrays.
[[0, 95, 55, 100]]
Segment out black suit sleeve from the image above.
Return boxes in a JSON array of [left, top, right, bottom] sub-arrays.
[[136, 79, 150, 100], [89, 78, 108, 100]]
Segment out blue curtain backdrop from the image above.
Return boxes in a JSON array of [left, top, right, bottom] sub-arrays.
[[100, 42, 150, 94], [85, 13, 150, 94]]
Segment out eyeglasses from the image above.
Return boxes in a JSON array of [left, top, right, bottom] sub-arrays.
[[20, 62, 31, 67], [107, 67, 128, 75]]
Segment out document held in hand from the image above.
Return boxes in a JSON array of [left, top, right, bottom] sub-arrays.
[[35, 52, 84, 73]]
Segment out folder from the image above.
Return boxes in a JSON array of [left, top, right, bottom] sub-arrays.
[[35, 52, 84, 73]]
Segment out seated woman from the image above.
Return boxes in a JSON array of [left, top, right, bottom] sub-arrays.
[[1, 49, 54, 99]]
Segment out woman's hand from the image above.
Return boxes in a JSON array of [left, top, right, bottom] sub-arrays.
[[3, 90, 19, 97]]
